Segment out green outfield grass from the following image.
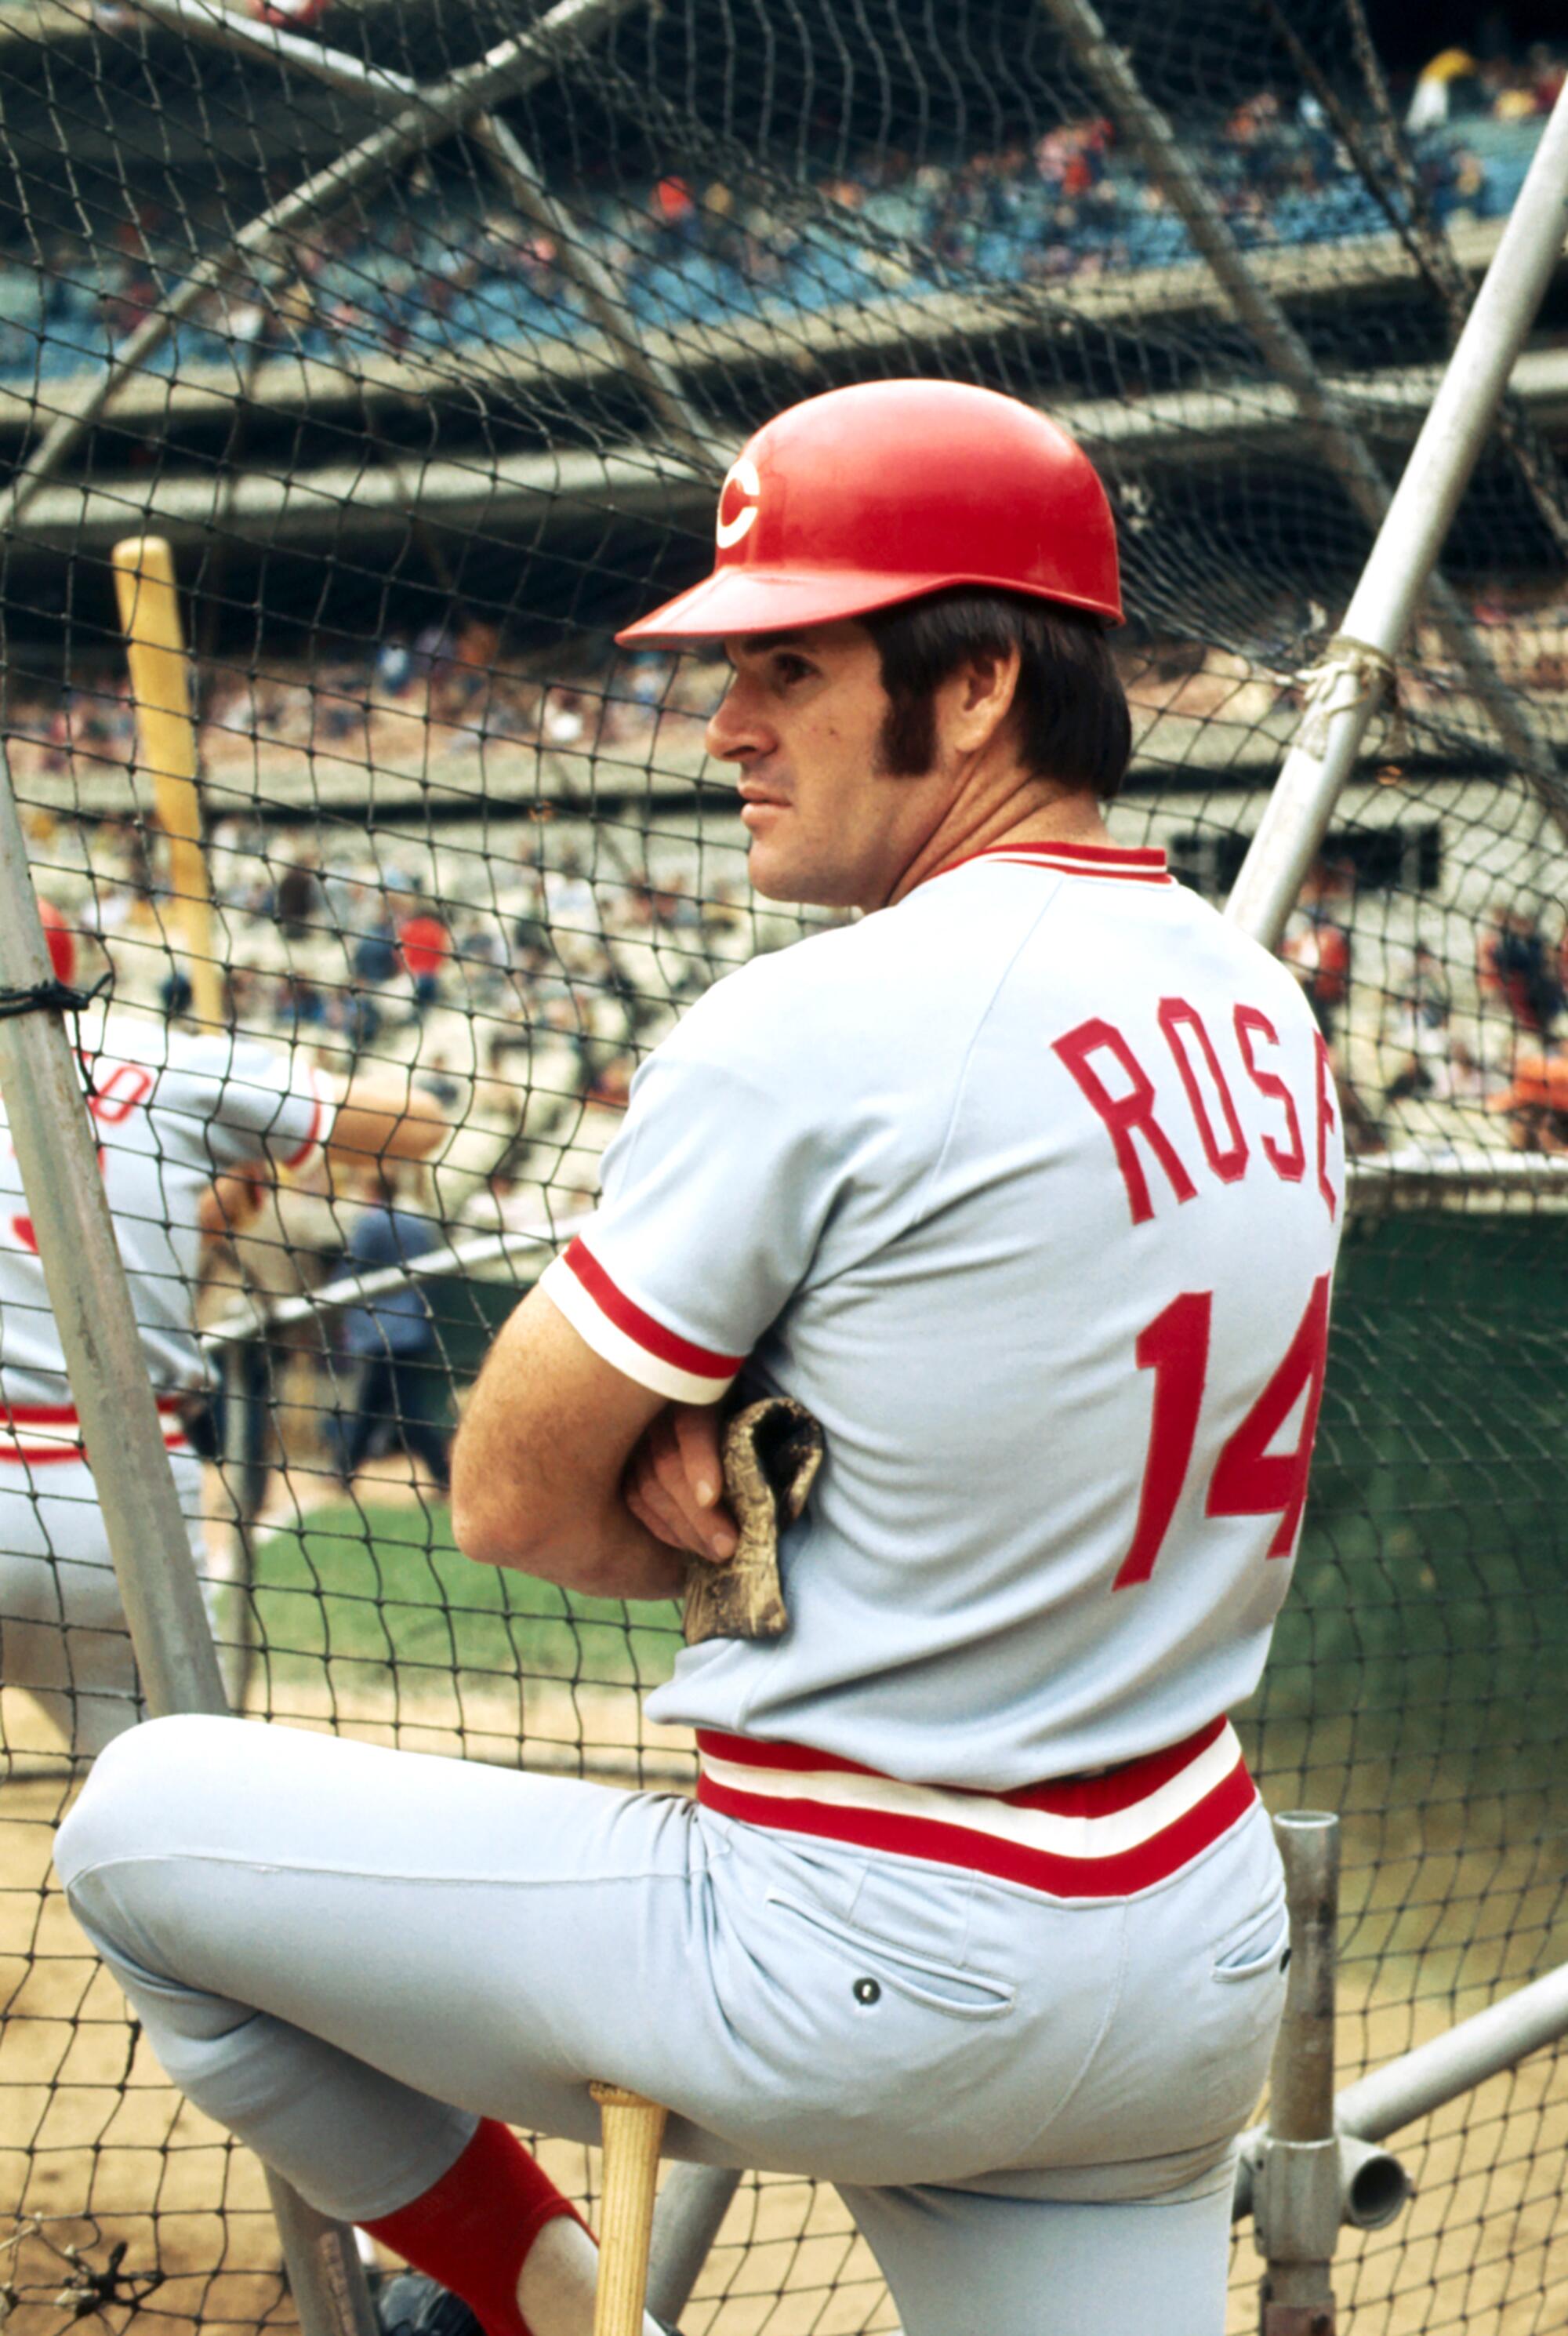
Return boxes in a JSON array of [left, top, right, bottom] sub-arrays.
[[243, 1499, 682, 1692]]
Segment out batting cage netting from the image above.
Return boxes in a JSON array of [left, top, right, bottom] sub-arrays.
[[0, 0, 1564, 2327]]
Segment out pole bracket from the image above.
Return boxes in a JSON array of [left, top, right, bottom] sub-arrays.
[[1254, 2136, 1342, 2265]]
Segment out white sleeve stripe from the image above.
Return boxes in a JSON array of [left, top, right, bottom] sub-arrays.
[[539, 1256, 739, 1405], [280, 1071, 338, 1172]]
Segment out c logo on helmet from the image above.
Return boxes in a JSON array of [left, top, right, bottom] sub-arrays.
[[715, 457, 760, 550]]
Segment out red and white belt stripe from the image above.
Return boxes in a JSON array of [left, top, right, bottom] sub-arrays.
[[695, 1716, 1257, 1901], [0, 1396, 192, 1466]]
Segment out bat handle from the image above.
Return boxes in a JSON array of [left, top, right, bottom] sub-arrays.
[[590, 2082, 669, 2336]]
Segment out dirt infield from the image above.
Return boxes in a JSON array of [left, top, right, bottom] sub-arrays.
[[2, 1740, 1564, 2336]]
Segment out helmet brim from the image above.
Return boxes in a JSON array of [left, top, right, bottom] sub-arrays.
[[615, 563, 1122, 648]]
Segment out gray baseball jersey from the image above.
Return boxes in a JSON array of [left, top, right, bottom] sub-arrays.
[[0, 1015, 334, 1426], [0, 1016, 332, 1750], [56, 843, 1317, 2333], [543, 840, 1343, 1887]]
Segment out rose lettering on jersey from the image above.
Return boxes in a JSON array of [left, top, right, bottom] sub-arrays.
[[1156, 998, 1247, 1184], [1312, 1033, 1339, 1222], [1051, 1017, 1197, 1226], [1054, 1005, 1338, 1224], [1232, 1005, 1305, 1183]]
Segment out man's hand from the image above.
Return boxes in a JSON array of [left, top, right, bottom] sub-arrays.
[[622, 1404, 739, 1562]]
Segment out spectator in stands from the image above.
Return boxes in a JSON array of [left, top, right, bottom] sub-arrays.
[[351, 905, 401, 988], [331, 986, 382, 1057], [1493, 906, 1563, 1037], [1406, 48, 1485, 132], [338, 1163, 452, 1495], [1282, 862, 1353, 1041], [419, 1053, 464, 1109], [1486, 1053, 1568, 1151], [1384, 943, 1453, 1103], [274, 972, 326, 1034], [160, 966, 194, 1020], [397, 904, 452, 1015], [275, 856, 322, 938], [377, 638, 415, 697]]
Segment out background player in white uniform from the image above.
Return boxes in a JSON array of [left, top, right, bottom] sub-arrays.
[[56, 382, 1344, 2336], [0, 910, 445, 1753]]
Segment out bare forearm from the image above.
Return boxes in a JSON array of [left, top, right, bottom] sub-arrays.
[[481, 1493, 686, 1603], [451, 1287, 684, 1600]]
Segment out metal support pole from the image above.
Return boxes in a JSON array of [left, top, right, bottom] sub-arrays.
[[1334, 1957, 1568, 2143], [1254, 1812, 1341, 2336], [646, 2165, 741, 2328], [0, 739, 377, 2336], [1232, 1949, 1568, 2225], [1036, 0, 1568, 845], [216, 1335, 263, 1715], [1223, 75, 1568, 950]]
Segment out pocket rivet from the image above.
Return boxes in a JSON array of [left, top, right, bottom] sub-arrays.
[[1280, 1947, 1292, 1971], [853, 1977, 880, 2006]]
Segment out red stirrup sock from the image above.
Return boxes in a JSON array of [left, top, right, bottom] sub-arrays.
[[362, 2118, 590, 2336]]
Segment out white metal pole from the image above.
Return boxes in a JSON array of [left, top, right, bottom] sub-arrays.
[[1254, 1814, 1342, 2331], [0, 743, 378, 2336], [1334, 1957, 1568, 2142], [0, 792, 227, 1717], [1225, 75, 1568, 950]]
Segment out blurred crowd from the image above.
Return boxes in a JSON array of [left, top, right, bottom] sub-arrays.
[[0, 35, 1559, 384], [5, 624, 714, 788], [1282, 861, 1568, 1159]]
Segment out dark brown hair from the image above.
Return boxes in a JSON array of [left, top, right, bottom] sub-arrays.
[[862, 589, 1131, 801]]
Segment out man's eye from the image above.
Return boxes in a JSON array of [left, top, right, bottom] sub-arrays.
[[774, 656, 813, 685]]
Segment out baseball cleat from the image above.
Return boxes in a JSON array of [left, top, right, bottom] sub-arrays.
[[369, 2273, 481, 2336], [369, 2269, 681, 2335]]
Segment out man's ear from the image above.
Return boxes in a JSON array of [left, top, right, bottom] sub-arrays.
[[941, 643, 1022, 757]]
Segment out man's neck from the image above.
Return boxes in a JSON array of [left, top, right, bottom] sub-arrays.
[[887, 768, 1111, 906]]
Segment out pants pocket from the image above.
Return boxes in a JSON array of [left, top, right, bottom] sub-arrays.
[[763, 1886, 1016, 2019], [1212, 1893, 1290, 1983]]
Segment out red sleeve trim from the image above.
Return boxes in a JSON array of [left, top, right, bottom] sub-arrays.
[[281, 1084, 327, 1172], [562, 1237, 745, 1381]]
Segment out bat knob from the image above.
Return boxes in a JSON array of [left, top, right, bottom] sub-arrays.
[[590, 2083, 669, 2336]]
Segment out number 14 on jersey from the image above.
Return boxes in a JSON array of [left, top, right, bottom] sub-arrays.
[[1116, 1275, 1331, 1589]]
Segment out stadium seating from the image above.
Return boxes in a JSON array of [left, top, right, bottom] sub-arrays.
[[0, 111, 1552, 387]]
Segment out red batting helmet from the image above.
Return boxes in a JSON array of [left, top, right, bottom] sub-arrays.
[[616, 379, 1123, 648], [38, 899, 74, 986]]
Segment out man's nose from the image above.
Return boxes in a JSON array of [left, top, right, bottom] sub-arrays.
[[705, 677, 773, 763]]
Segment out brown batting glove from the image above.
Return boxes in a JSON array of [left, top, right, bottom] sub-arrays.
[[683, 1397, 824, 1645]]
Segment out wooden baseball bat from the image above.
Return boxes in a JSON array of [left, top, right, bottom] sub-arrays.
[[111, 536, 223, 1027], [590, 2082, 668, 2336]]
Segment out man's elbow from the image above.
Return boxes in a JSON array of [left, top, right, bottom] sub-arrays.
[[450, 1445, 539, 1572], [450, 1433, 568, 1576]]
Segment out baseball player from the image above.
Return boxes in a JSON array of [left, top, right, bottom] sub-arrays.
[[56, 382, 1344, 2336], [1, 906, 444, 1754]]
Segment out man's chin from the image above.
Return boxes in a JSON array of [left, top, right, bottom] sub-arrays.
[[746, 844, 835, 908], [745, 838, 797, 902]]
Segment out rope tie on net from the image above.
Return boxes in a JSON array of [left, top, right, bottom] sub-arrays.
[[1294, 633, 1404, 764], [0, 973, 108, 1023]]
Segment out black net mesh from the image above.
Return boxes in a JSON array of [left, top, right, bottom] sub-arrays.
[[0, 0, 1565, 2327]]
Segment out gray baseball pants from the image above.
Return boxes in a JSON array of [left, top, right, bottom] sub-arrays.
[[55, 1714, 1289, 2334], [0, 1451, 207, 1754]]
